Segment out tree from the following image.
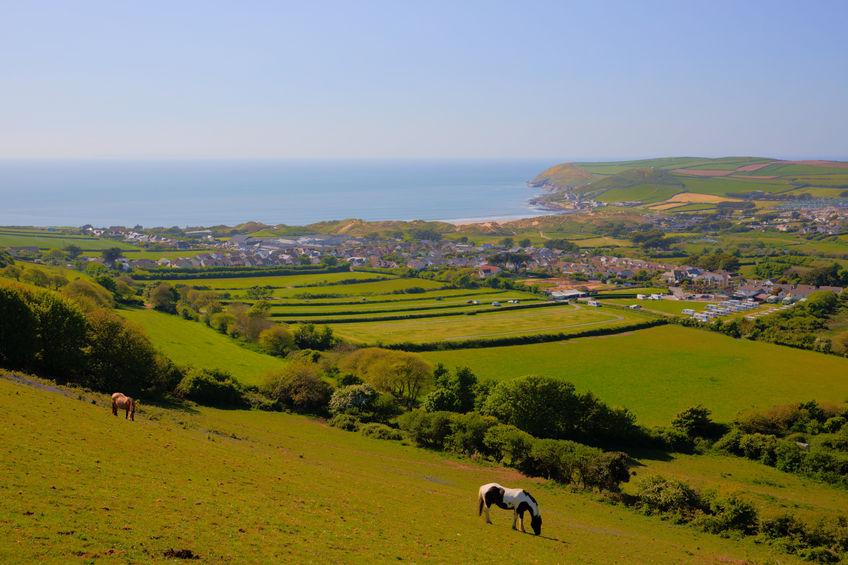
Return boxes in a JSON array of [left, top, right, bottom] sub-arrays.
[[339, 348, 432, 408], [294, 323, 336, 350], [149, 282, 178, 313], [672, 405, 716, 439], [263, 362, 332, 412], [0, 284, 38, 371], [101, 247, 124, 266], [21, 268, 50, 288], [0, 249, 13, 268], [245, 285, 273, 300], [423, 365, 478, 413], [63, 244, 83, 259], [321, 255, 339, 267], [43, 248, 66, 266], [500, 237, 514, 248], [519, 238, 532, 248], [258, 325, 295, 356], [543, 239, 579, 253]]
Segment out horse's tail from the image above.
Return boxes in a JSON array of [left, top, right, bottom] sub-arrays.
[[477, 491, 484, 516]]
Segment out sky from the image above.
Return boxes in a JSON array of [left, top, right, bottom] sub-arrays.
[[1, 0, 847, 160]]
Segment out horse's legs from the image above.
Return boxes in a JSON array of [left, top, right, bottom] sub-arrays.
[[519, 512, 526, 533], [511, 510, 517, 530], [112, 401, 117, 416], [484, 506, 492, 524]]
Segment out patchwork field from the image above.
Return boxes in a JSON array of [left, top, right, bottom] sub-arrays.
[[0, 376, 806, 564], [422, 325, 848, 426], [117, 307, 285, 386], [154, 271, 395, 290], [329, 303, 653, 345]]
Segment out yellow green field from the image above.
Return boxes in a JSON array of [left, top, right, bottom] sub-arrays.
[[422, 325, 848, 426], [330, 303, 652, 345], [0, 376, 806, 564], [116, 307, 284, 385]]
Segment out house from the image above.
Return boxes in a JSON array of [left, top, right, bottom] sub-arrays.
[[478, 264, 502, 278], [550, 289, 587, 301]]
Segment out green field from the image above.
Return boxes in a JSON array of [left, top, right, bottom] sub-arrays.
[[154, 271, 395, 290], [596, 184, 682, 203], [422, 325, 848, 426], [330, 303, 653, 345], [0, 229, 139, 251], [597, 298, 712, 315], [116, 307, 284, 385], [0, 376, 805, 564]]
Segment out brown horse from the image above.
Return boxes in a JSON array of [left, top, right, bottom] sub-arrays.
[[111, 392, 135, 421]]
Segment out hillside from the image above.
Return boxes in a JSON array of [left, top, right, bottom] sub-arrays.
[[0, 374, 807, 563], [531, 157, 848, 210]]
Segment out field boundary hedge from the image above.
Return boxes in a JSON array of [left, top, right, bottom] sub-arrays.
[[380, 318, 668, 351], [131, 265, 350, 280]]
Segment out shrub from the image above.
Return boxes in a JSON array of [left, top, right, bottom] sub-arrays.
[[481, 375, 639, 446], [397, 410, 455, 449], [360, 422, 404, 441], [738, 433, 779, 465], [672, 405, 723, 439], [263, 362, 332, 413], [258, 325, 295, 356], [27, 289, 87, 381], [329, 413, 361, 431], [582, 451, 631, 492], [635, 476, 704, 519], [526, 438, 596, 484], [244, 390, 278, 411], [339, 348, 432, 408], [329, 384, 379, 415], [696, 492, 759, 536], [444, 412, 497, 455], [648, 427, 695, 453], [176, 369, 247, 407], [483, 424, 535, 468], [294, 323, 337, 350]]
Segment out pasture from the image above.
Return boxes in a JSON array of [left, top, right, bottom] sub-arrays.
[[0, 228, 139, 251], [117, 307, 284, 385], [0, 376, 804, 564], [152, 270, 395, 290], [422, 325, 848, 426], [329, 303, 652, 345]]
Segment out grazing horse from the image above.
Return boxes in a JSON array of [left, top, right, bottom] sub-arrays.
[[478, 482, 542, 535], [111, 392, 135, 421]]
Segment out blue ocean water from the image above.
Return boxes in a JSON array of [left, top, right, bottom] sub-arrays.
[[0, 159, 556, 227]]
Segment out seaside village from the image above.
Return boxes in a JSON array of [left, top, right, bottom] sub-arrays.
[[6, 222, 836, 324]]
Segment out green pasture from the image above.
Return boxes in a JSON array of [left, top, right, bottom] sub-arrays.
[[268, 292, 540, 316], [330, 303, 652, 345], [0, 377, 799, 563], [116, 307, 284, 385], [422, 325, 848, 426], [596, 184, 682, 204], [594, 287, 667, 297], [0, 229, 139, 251], [678, 176, 792, 196]]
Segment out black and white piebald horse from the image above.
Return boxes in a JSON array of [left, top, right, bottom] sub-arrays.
[[477, 482, 542, 535]]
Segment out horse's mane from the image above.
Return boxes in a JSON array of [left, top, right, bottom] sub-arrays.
[[522, 490, 537, 505]]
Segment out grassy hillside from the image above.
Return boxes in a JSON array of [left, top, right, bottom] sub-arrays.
[[117, 307, 285, 386], [422, 325, 848, 426], [0, 375, 806, 563], [532, 157, 848, 207]]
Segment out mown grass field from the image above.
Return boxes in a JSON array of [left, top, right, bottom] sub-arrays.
[[422, 325, 848, 426], [0, 376, 805, 564], [597, 298, 712, 315], [117, 307, 284, 386], [330, 303, 652, 345]]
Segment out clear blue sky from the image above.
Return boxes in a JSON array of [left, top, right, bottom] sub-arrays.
[[1, 0, 846, 160]]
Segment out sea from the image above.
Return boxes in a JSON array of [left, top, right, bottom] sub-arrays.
[[0, 159, 558, 227]]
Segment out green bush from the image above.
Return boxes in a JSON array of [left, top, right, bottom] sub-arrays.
[[177, 368, 247, 408], [263, 362, 333, 413], [483, 424, 535, 468], [0, 284, 37, 372], [397, 410, 454, 449], [481, 375, 639, 447], [444, 412, 497, 455], [329, 384, 379, 415], [329, 413, 361, 431], [526, 438, 597, 485], [582, 451, 631, 492], [696, 492, 759, 536], [359, 422, 404, 441], [634, 475, 704, 519]]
